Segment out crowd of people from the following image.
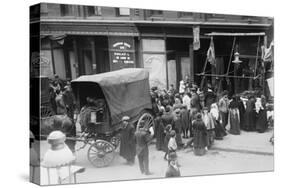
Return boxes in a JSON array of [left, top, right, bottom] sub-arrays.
[[148, 77, 273, 176], [49, 74, 76, 119], [44, 74, 274, 178]]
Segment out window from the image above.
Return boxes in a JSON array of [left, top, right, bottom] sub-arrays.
[[206, 13, 225, 19], [116, 8, 130, 16], [87, 6, 101, 16], [149, 10, 163, 17], [60, 5, 73, 16], [178, 12, 193, 18]]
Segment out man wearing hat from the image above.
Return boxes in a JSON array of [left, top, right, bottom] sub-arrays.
[[120, 116, 136, 165], [135, 120, 153, 175]]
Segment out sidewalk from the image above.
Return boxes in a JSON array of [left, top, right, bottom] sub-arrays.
[[211, 128, 274, 155]]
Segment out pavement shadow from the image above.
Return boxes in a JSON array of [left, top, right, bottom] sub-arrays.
[[19, 173, 29, 182]]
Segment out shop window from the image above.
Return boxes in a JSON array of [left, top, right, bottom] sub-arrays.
[[149, 10, 163, 17], [116, 8, 130, 16], [141, 39, 167, 89], [60, 5, 74, 16], [87, 6, 101, 16]]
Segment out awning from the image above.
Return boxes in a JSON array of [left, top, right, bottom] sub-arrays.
[[205, 32, 266, 36], [40, 22, 139, 36]]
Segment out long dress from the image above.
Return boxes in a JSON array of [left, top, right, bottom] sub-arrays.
[[243, 98, 256, 131], [210, 103, 226, 139], [120, 124, 136, 162], [256, 104, 268, 133], [180, 109, 190, 137], [193, 119, 208, 150], [154, 116, 166, 151], [228, 108, 240, 135], [173, 117, 183, 146], [237, 99, 246, 130]]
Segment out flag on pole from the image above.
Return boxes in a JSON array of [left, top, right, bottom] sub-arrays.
[[193, 26, 200, 50], [267, 77, 274, 96], [207, 37, 216, 66]]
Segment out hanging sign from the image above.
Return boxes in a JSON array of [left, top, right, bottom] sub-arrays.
[[109, 37, 136, 71], [193, 26, 200, 50]]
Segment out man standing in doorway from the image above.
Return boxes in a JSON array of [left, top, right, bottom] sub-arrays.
[[135, 120, 153, 175]]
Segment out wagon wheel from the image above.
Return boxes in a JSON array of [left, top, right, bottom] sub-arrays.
[[110, 136, 121, 148], [87, 140, 115, 167], [40, 105, 53, 119], [137, 112, 154, 130]]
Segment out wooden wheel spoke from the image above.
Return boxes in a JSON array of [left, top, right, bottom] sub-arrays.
[[88, 140, 115, 167]]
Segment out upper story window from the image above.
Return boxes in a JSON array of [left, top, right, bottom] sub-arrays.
[[149, 10, 163, 17], [60, 5, 74, 16], [87, 6, 102, 16], [178, 12, 193, 18], [206, 13, 225, 20], [116, 8, 130, 16]]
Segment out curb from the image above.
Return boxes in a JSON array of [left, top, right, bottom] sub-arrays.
[[211, 146, 274, 156]]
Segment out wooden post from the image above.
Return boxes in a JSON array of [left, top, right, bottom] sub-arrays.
[[50, 40, 56, 74], [72, 39, 79, 78], [226, 36, 236, 75], [189, 43, 194, 83], [90, 39, 97, 74]]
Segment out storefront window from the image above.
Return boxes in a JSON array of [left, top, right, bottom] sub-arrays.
[[142, 39, 165, 52], [142, 39, 167, 89]]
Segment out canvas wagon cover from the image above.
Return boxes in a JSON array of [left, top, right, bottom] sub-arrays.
[[71, 68, 152, 125]]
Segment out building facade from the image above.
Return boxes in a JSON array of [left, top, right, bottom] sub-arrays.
[[30, 3, 273, 93]]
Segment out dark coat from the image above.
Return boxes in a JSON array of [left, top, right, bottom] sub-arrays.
[[190, 93, 201, 111], [256, 106, 268, 133], [165, 165, 181, 177], [193, 119, 208, 148], [120, 124, 136, 160], [180, 109, 190, 130], [204, 91, 216, 110], [154, 116, 166, 151], [237, 100, 246, 130], [135, 128, 152, 155], [243, 98, 256, 131], [162, 113, 174, 127]]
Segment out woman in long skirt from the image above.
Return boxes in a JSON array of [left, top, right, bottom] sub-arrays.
[[154, 110, 166, 151], [243, 95, 256, 131], [228, 96, 241, 135], [210, 103, 226, 140], [255, 96, 268, 133], [193, 113, 208, 156]]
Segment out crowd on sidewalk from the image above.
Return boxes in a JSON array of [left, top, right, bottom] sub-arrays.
[[39, 74, 274, 179], [148, 77, 274, 176]]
